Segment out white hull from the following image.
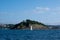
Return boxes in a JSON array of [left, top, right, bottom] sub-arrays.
[[30, 26, 32, 30]]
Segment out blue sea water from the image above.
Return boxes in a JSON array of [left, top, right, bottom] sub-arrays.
[[0, 29, 60, 40]]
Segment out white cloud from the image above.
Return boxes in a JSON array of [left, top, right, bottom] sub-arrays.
[[33, 7, 50, 13], [23, 7, 60, 15], [33, 7, 60, 14]]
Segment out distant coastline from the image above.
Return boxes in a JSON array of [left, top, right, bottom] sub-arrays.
[[0, 19, 60, 30]]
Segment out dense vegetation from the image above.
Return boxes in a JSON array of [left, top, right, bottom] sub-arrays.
[[11, 19, 47, 29]]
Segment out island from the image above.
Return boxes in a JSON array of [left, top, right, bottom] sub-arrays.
[[0, 19, 60, 30], [11, 19, 49, 30]]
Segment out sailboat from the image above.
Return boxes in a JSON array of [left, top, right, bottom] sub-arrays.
[[30, 25, 32, 30]]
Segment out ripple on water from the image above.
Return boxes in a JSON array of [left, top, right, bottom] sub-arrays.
[[0, 30, 60, 40]]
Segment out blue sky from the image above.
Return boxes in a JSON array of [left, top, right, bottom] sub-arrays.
[[0, 0, 60, 25]]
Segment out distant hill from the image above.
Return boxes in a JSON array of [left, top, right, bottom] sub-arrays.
[[47, 25, 60, 29], [11, 19, 49, 29]]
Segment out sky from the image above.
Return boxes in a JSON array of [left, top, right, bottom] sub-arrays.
[[0, 0, 60, 25]]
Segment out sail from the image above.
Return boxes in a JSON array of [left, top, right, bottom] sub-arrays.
[[30, 26, 32, 30]]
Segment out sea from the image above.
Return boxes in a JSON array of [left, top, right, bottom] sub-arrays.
[[0, 29, 60, 40]]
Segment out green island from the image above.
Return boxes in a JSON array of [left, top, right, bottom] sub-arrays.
[[11, 19, 48, 30], [0, 19, 60, 30]]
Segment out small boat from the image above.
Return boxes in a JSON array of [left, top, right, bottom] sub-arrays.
[[30, 26, 32, 30]]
